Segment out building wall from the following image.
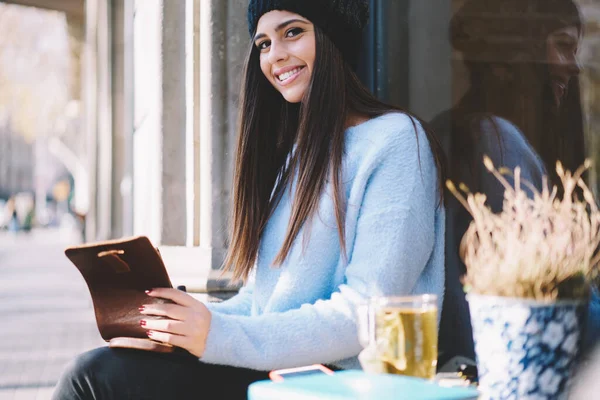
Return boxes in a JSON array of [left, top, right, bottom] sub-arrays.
[[132, 0, 163, 243], [197, 0, 249, 267], [131, 0, 187, 246], [409, 0, 452, 122]]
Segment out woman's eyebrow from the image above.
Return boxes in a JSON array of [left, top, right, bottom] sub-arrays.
[[254, 19, 309, 42]]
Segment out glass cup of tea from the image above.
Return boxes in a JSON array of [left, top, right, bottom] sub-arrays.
[[357, 294, 438, 380]]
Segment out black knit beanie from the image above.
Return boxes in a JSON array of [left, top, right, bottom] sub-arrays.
[[450, 0, 582, 63], [247, 0, 370, 67]]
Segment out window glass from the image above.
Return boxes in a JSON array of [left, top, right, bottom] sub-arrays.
[[367, 0, 600, 367]]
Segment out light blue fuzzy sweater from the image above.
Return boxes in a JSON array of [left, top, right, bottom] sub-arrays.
[[201, 113, 446, 371]]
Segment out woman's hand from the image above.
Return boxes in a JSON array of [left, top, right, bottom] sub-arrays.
[[140, 288, 212, 357]]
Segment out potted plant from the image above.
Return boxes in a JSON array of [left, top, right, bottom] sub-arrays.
[[446, 156, 600, 400]]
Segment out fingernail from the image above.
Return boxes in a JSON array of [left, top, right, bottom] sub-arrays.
[[140, 320, 146, 327], [139, 306, 145, 312], [147, 331, 153, 337], [145, 290, 152, 294]]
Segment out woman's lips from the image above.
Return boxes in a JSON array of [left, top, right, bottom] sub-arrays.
[[276, 66, 305, 87]]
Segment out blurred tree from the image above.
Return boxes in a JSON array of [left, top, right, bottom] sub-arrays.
[[0, 2, 77, 144], [0, 2, 85, 226]]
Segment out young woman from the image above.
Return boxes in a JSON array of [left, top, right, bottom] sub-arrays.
[[52, 1, 446, 398]]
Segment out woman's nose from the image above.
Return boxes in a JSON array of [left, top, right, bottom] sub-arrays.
[[268, 41, 288, 64], [569, 58, 583, 77]]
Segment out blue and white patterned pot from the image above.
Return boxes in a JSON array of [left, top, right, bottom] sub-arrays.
[[467, 294, 588, 400]]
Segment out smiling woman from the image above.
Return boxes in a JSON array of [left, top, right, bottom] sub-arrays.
[[254, 13, 315, 103], [51, 1, 447, 399]]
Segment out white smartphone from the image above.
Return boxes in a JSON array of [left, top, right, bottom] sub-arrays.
[[268, 364, 335, 382]]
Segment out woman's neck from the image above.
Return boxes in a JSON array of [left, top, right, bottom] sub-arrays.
[[345, 113, 370, 130]]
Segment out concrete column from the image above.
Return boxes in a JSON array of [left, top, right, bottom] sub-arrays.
[[133, 0, 161, 242], [96, 0, 113, 241], [199, 0, 226, 268], [186, 0, 201, 247], [84, 0, 113, 241], [160, 0, 187, 245], [198, 0, 248, 271], [65, 14, 89, 219], [83, 0, 97, 240], [84, 0, 140, 241], [225, 0, 250, 243], [110, 0, 134, 238], [132, 0, 186, 245]]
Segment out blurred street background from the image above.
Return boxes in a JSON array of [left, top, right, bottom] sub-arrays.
[[0, 227, 104, 400], [0, 2, 104, 399]]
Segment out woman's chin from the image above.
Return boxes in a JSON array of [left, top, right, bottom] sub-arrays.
[[280, 87, 306, 104]]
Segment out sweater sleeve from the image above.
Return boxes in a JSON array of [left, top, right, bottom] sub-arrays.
[[203, 283, 254, 316], [475, 117, 547, 212], [200, 120, 440, 370], [203, 268, 256, 316]]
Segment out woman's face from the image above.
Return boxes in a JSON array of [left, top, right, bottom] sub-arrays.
[[254, 10, 316, 103], [546, 25, 582, 107]]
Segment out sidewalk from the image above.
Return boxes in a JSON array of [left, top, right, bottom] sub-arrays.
[[0, 227, 230, 399], [0, 228, 105, 400]]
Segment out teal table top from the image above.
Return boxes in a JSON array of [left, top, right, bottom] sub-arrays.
[[248, 370, 480, 400]]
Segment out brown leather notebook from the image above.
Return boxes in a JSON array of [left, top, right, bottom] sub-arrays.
[[65, 236, 176, 353]]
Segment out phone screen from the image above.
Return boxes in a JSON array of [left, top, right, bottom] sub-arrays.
[[277, 369, 329, 379], [269, 364, 334, 382]]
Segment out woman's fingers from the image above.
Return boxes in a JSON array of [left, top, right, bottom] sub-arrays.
[[140, 303, 188, 321], [139, 288, 212, 358], [146, 329, 188, 349], [142, 318, 188, 336], [145, 288, 198, 308]]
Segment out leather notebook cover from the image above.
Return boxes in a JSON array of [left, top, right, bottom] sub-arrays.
[[64, 236, 175, 352]]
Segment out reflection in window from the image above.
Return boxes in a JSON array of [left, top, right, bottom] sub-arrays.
[[442, 0, 587, 191], [422, 0, 600, 367]]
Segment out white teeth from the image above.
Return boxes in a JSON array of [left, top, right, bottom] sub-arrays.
[[278, 67, 301, 82]]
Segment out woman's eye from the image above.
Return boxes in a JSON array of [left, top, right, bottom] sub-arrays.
[[558, 41, 572, 49], [257, 40, 270, 51], [286, 27, 303, 38]]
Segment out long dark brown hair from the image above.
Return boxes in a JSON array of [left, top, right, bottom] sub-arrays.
[[223, 26, 446, 282]]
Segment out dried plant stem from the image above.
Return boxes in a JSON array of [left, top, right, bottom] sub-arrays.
[[447, 157, 600, 301]]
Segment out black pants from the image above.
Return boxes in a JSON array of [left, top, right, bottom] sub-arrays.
[[51, 347, 270, 400]]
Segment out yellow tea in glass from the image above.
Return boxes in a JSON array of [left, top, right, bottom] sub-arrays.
[[372, 295, 438, 379]]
